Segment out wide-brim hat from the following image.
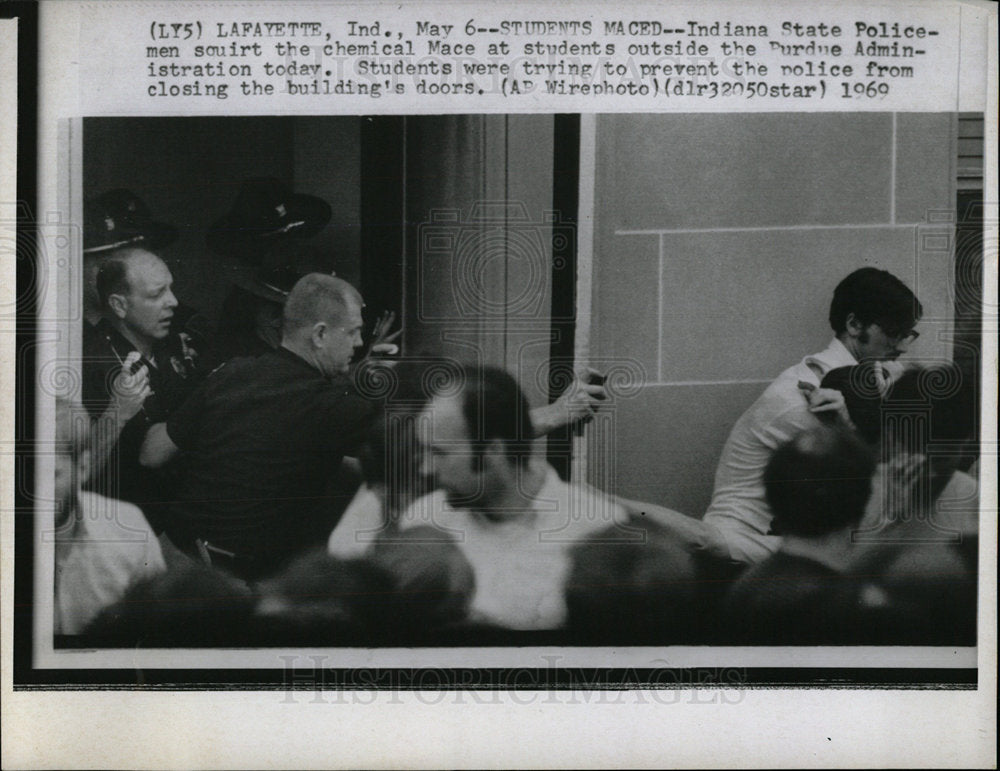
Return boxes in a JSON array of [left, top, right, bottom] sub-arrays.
[[220, 241, 337, 304], [83, 189, 179, 254], [206, 177, 332, 265]]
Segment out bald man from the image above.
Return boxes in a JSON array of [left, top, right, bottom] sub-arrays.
[[82, 247, 206, 530], [139, 274, 380, 579]]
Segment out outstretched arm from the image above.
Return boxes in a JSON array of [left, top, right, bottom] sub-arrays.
[[610, 491, 734, 562], [531, 367, 608, 437]]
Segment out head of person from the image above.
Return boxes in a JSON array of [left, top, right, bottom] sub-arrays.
[[417, 365, 535, 514], [85, 562, 255, 646], [84, 189, 178, 321], [765, 425, 876, 538], [565, 516, 701, 643], [281, 274, 364, 377], [367, 527, 476, 636], [829, 268, 922, 362], [54, 398, 90, 528], [254, 549, 391, 644], [823, 362, 976, 499], [96, 247, 178, 344]]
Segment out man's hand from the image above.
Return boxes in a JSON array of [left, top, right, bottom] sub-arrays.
[[531, 367, 608, 437], [109, 352, 151, 422], [799, 381, 853, 428], [362, 310, 402, 360], [875, 359, 915, 396], [371, 311, 402, 349]]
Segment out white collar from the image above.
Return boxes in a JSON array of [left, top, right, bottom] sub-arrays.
[[803, 337, 858, 377]]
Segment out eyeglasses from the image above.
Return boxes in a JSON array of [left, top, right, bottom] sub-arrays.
[[873, 323, 919, 345]]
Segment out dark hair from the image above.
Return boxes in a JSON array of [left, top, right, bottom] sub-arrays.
[[822, 362, 976, 449], [820, 363, 886, 444], [457, 365, 534, 470], [95, 251, 133, 310], [369, 527, 475, 632], [880, 365, 975, 497], [884, 363, 975, 445], [84, 563, 255, 646], [565, 516, 701, 643], [765, 426, 876, 537], [253, 549, 393, 645], [828, 268, 922, 336]]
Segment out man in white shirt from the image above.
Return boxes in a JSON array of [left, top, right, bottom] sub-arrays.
[[53, 399, 165, 635], [704, 267, 923, 565], [367, 365, 631, 630]]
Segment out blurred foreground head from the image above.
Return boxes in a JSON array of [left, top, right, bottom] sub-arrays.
[[821, 361, 977, 494], [255, 531, 474, 644], [356, 360, 441, 518], [765, 425, 875, 538], [83, 563, 255, 646], [564, 515, 701, 644], [369, 526, 475, 633]]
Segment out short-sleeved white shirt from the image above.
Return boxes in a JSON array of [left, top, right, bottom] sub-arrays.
[[704, 338, 858, 564], [55, 491, 166, 634]]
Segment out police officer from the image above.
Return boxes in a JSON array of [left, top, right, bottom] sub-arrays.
[[82, 247, 208, 530]]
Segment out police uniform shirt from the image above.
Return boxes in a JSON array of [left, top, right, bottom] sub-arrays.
[[81, 317, 206, 529], [165, 346, 377, 576], [81, 313, 209, 421]]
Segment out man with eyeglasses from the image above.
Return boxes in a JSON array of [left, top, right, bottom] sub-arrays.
[[703, 267, 922, 565]]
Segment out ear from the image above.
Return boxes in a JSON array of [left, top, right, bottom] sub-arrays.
[[310, 321, 328, 348], [844, 312, 865, 338], [107, 293, 129, 320]]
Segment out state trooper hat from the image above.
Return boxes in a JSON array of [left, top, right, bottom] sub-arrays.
[[83, 189, 179, 254], [206, 177, 332, 265]]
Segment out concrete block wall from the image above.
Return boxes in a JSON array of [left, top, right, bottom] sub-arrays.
[[588, 112, 958, 517]]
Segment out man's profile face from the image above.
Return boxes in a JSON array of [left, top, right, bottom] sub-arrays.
[[318, 298, 364, 375], [118, 251, 178, 341], [855, 322, 917, 362], [418, 395, 485, 509]]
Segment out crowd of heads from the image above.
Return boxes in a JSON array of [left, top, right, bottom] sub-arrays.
[[61, 339, 979, 647]]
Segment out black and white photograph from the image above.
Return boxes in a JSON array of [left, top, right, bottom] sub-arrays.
[[36, 110, 985, 655], [3, 0, 997, 767]]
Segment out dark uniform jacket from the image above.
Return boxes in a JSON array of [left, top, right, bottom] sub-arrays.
[[81, 316, 208, 529], [165, 346, 378, 579]]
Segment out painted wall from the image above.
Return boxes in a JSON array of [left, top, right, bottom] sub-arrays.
[[588, 112, 957, 517]]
